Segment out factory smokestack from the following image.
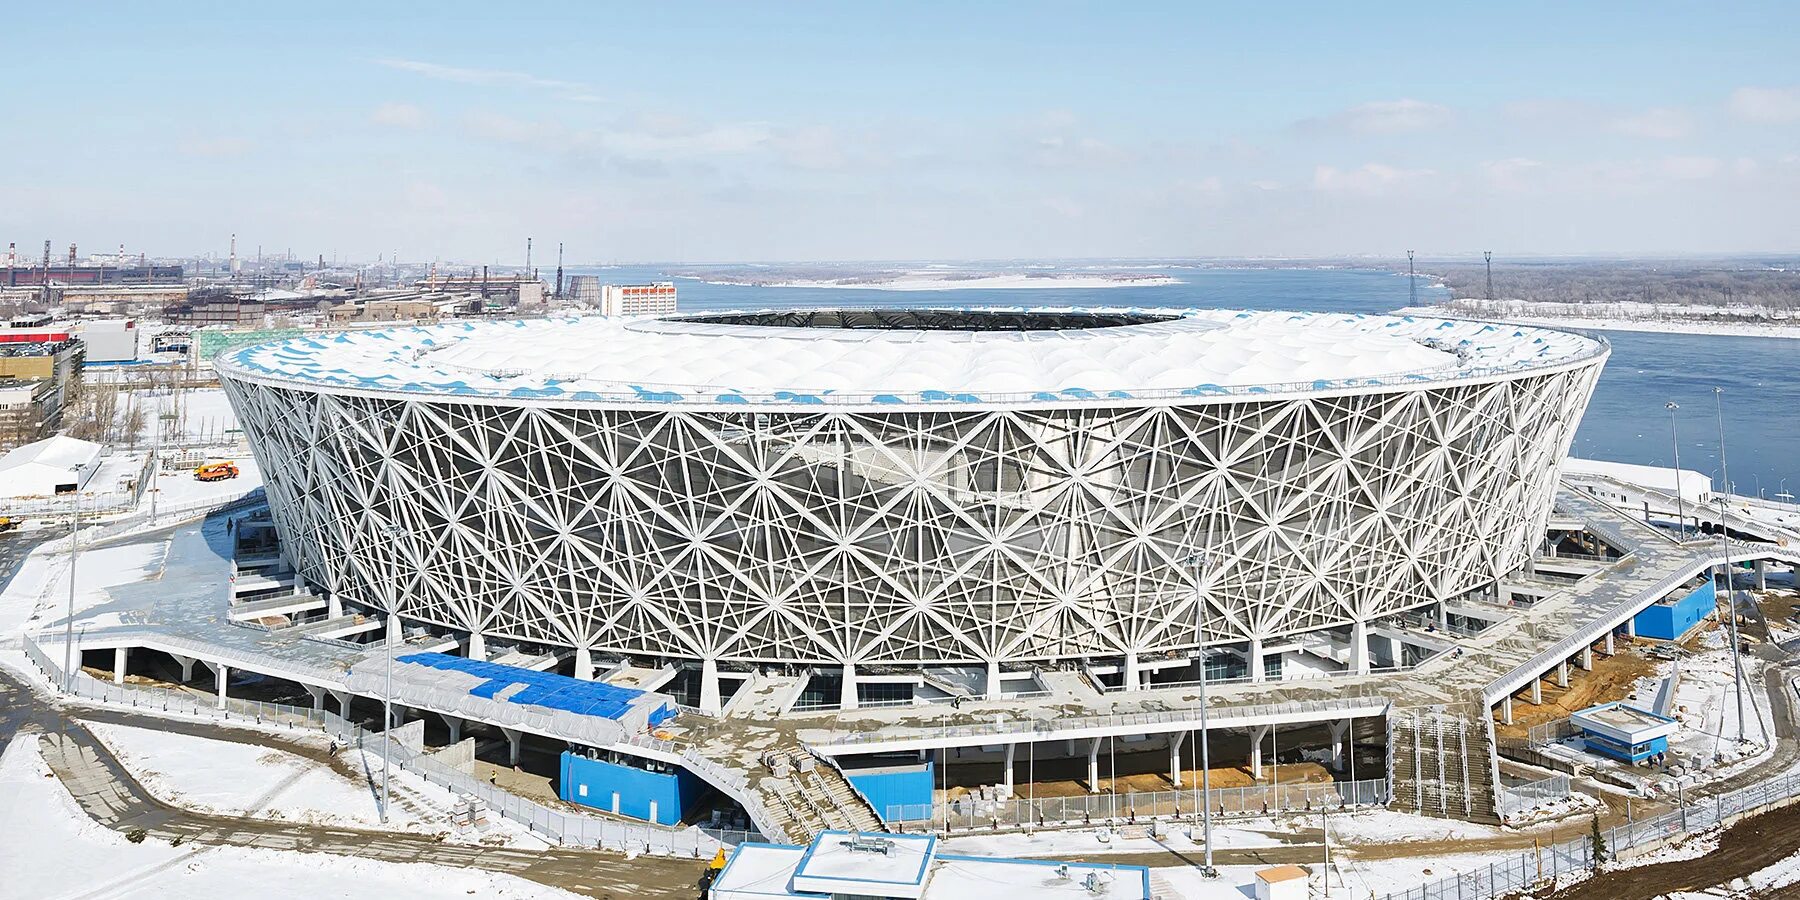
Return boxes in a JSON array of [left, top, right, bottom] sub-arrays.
[[229, 233, 239, 276]]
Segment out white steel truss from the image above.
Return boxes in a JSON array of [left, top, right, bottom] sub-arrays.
[[221, 362, 1601, 669]]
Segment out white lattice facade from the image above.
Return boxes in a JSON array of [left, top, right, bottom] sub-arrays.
[[217, 309, 1605, 671]]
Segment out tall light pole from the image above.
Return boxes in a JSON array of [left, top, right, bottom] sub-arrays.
[[378, 522, 406, 823], [1714, 387, 1747, 742], [61, 489, 80, 691], [1183, 552, 1218, 878], [1666, 402, 1687, 539]]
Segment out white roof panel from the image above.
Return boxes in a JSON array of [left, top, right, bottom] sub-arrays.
[[216, 307, 1607, 407]]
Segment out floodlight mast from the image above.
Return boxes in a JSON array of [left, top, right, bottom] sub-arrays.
[[1182, 551, 1218, 878]]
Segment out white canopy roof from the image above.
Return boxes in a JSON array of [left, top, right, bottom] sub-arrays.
[[0, 435, 102, 499], [217, 307, 1607, 407]]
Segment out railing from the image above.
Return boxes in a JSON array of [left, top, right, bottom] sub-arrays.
[[815, 695, 1387, 749], [1496, 773, 1571, 820], [18, 632, 755, 855], [883, 778, 1389, 831], [1096, 664, 1415, 695], [1377, 769, 1800, 900]]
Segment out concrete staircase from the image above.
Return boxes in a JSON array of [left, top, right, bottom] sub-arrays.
[[1388, 703, 1501, 824], [751, 748, 884, 843]]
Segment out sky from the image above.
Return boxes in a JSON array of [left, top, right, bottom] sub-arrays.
[[2, 1, 1797, 264]]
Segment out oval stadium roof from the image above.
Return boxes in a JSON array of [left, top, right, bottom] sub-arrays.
[[215, 307, 1607, 407]]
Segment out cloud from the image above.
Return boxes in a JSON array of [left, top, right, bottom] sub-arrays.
[[371, 102, 427, 128], [1312, 162, 1435, 194], [1479, 157, 1546, 192], [178, 137, 254, 158], [1588, 155, 1723, 190], [1612, 107, 1692, 139], [1298, 99, 1452, 135], [376, 57, 592, 95], [1728, 86, 1800, 123]]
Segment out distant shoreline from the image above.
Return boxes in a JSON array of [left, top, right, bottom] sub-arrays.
[[683, 272, 1180, 291], [1394, 303, 1800, 340]]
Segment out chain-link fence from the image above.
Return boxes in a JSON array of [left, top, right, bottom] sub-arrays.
[[19, 632, 753, 856], [1497, 773, 1571, 820], [884, 778, 1388, 831], [1381, 770, 1800, 900]]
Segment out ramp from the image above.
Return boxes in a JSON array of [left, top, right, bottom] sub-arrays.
[[1651, 659, 1681, 717]]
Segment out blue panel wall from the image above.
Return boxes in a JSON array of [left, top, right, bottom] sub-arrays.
[[847, 761, 934, 823], [559, 751, 704, 826], [1633, 580, 1715, 641]]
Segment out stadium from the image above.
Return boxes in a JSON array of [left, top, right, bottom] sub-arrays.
[[216, 308, 1607, 705]]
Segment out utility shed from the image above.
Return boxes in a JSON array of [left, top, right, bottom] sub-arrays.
[[0, 435, 101, 498], [1254, 865, 1309, 900], [1571, 701, 1679, 763]]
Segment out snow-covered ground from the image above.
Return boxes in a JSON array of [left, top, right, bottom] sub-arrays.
[[1394, 301, 1800, 339], [0, 537, 168, 637], [0, 738, 582, 900], [86, 721, 552, 849]]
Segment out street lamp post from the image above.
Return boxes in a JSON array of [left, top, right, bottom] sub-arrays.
[[1714, 387, 1746, 743], [61, 490, 80, 691], [1183, 552, 1218, 878], [378, 522, 407, 823], [1666, 402, 1687, 539]]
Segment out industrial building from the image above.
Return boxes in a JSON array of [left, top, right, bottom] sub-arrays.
[[72, 319, 141, 364], [215, 308, 1605, 708], [599, 281, 677, 316], [416, 272, 546, 307], [566, 274, 603, 307]]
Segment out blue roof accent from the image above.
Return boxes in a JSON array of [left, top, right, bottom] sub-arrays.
[[952, 392, 984, 403], [872, 394, 905, 404], [716, 392, 750, 404], [1031, 391, 1060, 401], [919, 389, 951, 402], [1311, 379, 1333, 390], [631, 385, 683, 402], [396, 652, 648, 720], [1059, 387, 1098, 400]]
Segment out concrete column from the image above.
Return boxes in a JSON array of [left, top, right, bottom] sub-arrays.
[[1557, 660, 1570, 688], [391, 704, 407, 728], [700, 657, 722, 713], [839, 662, 858, 711], [1329, 720, 1351, 770], [1530, 679, 1542, 705], [443, 715, 462, 744], [574, 645, 594, 681], [501, 727, 522, 765], [467, 631, 487, 661], [172, 654, 195, 684], [328, 593, 343, 619], [1250, 724, 1270, 779], [1350, 620, 1370, 674], [986, 659, 1003, 701], [1123, 650, 1140, 692], [386, 613, 401, 646], [1003, 742, 1016, 795], [1502, 696, 1514, 726], [1436, 600, 1449, 628], [1169, 732, 1187, 788], [1248, 638, 1265, 683], [1579, 645, 1593, 670], [214, 663, 229, 709], [1755, 559, 1768, 591], [112, 647, 128, 685], [1087, 738, 1102, 793], [331, 689, 351, 718], [1626, 616, 1637, 638], [304, 684, 326, 712], [1604, 631, 1615, 655]]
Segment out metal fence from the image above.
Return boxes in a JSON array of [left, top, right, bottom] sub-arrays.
[[18, 632, 753, 856], [1496, 773, 1572, 820], [1380, 770, 1800, 900], [1527, 717, 1580, 748], [884, 778, 1388, 831]]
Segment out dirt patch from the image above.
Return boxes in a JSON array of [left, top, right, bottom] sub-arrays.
[[1548, 798, 1800, 900], [1494, 645, 1658, 739]]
